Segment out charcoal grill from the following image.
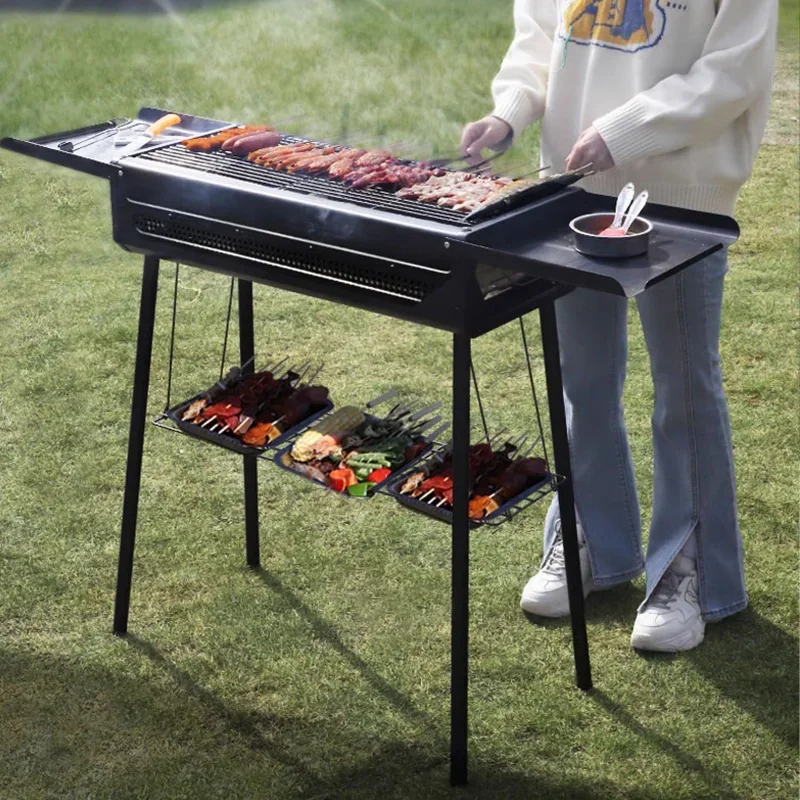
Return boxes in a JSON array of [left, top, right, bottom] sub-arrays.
[[2, 107, 740, 787]]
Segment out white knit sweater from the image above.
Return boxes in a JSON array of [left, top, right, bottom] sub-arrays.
[[491, 0, 778, 215]]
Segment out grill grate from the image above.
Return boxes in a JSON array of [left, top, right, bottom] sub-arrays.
[[136, 140, 471, 227], [134, 214, 439, 301]]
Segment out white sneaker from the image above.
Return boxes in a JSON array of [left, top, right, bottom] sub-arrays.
[[631, 555, 705, 653], [520, 520, 596, 618]]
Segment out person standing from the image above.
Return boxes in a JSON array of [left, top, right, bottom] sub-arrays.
[[461, 0, 778, 652]]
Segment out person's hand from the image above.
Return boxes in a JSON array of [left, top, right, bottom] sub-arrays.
[[566, 126, 614, 172], [460, 116, 512, 165]]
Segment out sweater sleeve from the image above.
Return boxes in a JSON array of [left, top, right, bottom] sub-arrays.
[[491, 0, 558, 139], [592, 0, 778, 168]]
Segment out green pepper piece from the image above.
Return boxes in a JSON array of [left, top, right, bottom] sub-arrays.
[[347, 482, 376, 498]]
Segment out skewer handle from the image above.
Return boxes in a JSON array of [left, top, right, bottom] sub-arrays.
[[508, 164, 550, 181], [408, 416, 442, 436], [300, 363, 324, 388], [233, 417, 251, 434], [366, 389, 398, 409], [409, 401, 443, 421]]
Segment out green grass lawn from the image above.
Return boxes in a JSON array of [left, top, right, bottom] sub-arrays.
[[0, 2, 797, 799]]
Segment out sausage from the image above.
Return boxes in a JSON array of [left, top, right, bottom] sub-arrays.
[[185, 127, 248, 151], [220, 126, 274, 152], [227, 130, 283, 156]]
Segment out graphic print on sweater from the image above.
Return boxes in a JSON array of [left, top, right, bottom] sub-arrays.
[[560, 0, 667, 53]]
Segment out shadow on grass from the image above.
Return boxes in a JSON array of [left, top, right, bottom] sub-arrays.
[[591, 689, 744, 800], [0, 644, 443, 799], [523, 584, 798, 748], [0, 644, 678, 800], [252, 566, 446, 750], [125, 635, 322, 783], [687, 608, 799, 748], [629, 607, 799, 749]]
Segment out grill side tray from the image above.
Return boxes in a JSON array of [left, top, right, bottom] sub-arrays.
[[0, 107, 229, 179], [455, 191, 740, 298]]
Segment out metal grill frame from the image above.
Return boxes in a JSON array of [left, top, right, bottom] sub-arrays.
[[1, 107, 742, 790], [110, 165, 573, 335]]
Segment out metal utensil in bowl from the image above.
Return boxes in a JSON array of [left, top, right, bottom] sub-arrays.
[[570, 212, 653, 258], [599, 182, 635, 237], [620, 190, 649, 235]]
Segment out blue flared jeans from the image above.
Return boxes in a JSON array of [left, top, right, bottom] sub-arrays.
[[543, 249, 747, 621]]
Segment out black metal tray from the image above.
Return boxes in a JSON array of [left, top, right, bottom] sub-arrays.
[[165, 393, 333, 457], [450, 190, 741, 298], [0, 107, 230, 179], [386, 450, 555, 526], [272, 411, 448, 499]]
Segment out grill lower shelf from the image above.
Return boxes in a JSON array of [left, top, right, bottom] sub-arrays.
[[386, 466, 555, 527], [164, 394, 334, 457], [271, 412, 439, 500]]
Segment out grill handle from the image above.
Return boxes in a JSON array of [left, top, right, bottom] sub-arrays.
[[146, 113, 182, 138]]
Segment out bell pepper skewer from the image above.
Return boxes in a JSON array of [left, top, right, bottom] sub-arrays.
[[218, 419, 238, 434], [199, 400, 239, 428], [233, 417, 251, 435]]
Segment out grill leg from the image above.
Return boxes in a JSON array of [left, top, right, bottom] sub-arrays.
[[450, 332, 470, 785], [113, 256, 160, 636], [540, 301, 592, 691], [238, 279, 260, 568]]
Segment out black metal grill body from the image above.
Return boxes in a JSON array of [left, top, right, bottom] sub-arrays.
[[2, 107, 742, 788], [4, 107, 739, 335], [110, 146, 739, 335], [111, 163, 577, 335]]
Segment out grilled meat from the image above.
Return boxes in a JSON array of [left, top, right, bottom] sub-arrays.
[[186, 124, 521, 213], [184, 126, 273, 152]]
